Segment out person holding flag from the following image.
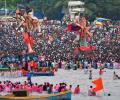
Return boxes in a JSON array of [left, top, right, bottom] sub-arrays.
[[88, 86, 96, 96], [88, 77, 104, 96]]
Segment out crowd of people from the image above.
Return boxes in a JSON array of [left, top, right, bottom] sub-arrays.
[[0, 5, 120, 99], [0, 16, 120, 64], [0, 80, 81, 95], [0, 15, 120, 80], [0, 69, 119, 96], [0, 70, 22, 78]]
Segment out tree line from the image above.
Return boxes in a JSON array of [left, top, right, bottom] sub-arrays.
[[0, 0, 120, 20]]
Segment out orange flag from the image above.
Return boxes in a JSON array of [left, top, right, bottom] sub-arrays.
[[92, 77, 103, 92]]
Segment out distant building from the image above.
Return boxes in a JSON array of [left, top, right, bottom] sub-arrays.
[[68, 1, 85, 20]]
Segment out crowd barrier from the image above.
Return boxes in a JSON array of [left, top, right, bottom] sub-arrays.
[[0, 91, 72, 100]]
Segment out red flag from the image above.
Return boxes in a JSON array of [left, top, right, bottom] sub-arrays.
[[92, 77, 103, 92]]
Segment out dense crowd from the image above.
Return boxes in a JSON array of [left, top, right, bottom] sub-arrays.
[[0, 17, 120, 69], [0, 80, 81, 95]]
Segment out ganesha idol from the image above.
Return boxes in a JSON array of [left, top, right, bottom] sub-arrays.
[[67, 16, 96, 55]]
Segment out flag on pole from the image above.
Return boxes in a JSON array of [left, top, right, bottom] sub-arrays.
[[92, 77, 103, 92]]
